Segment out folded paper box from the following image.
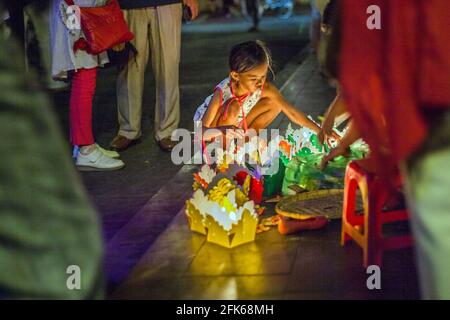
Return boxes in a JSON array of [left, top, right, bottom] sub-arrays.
[[185, 183, 258, 248]]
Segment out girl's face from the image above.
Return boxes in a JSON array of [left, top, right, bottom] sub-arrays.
[[231, 62, 268, 94]]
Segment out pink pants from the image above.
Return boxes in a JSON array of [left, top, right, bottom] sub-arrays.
[[70, 67, 97, 146]]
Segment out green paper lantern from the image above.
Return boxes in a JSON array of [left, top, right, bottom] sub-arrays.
[[263, 157, 286, 197]]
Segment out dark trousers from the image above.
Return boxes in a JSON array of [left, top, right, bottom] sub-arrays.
[[246, 0, 259, 27]]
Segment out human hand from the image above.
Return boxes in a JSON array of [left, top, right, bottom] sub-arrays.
[[318, 127, 341, 148], [320, 144, 349, 170], [183, 0, 199, 20], [111, 43, 126, 51], [331, 130, 341, 142], [221, 126, 245, 140], [317, 127, 326, 146]]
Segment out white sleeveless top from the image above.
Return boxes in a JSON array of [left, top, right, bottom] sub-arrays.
[[193, 77, 263, 128]]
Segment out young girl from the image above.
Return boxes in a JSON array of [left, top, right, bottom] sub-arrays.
[[50, 0, 124, 171], [194, 40, 326, 142]]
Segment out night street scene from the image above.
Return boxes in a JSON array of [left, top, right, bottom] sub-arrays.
[[1, 0, 450, 307]]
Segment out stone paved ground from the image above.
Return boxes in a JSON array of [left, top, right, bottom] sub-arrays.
[[109, 54, 420, 300], [51, 14, 311, 244], [50, 13, 325, 293], [48, 8, 420, 299]]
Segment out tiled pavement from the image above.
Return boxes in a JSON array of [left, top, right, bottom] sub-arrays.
[[109, 54, 420, 300], [49, 15, 314, 292], [55, 15, 312, 243]]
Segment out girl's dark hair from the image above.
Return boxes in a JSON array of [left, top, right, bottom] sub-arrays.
[[229, 40, 273, 75]]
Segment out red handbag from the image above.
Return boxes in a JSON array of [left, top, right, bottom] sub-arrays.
[[65, 0, 134, 54]]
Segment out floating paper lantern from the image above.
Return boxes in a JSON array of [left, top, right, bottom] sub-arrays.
[[185, 186, 258, 248]]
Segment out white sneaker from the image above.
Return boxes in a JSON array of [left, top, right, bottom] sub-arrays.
[[76, 148, 125, 171], [73, 144, 120, 159], [95, 144, 120, 159]]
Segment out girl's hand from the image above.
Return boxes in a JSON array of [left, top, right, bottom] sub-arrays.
[[220, 126, 245, 140], [201, 125, 245, 142]]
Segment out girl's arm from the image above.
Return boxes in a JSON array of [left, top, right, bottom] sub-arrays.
[[266, 83, 321, 133], [201, 91, 244, 141], [202, 90, 221, 127], [201, 91, 223, 141]]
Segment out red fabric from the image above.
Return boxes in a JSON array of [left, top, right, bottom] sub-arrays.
[[234, 171, 248, 186], [65, 0, 134, 54], [418, 1, 450, 106], [73, 38, 88, 53], [339, 0, 450, 180], [249, 178, 263, 204], [70, 68, 97, 146], [227, 79, 251, 131]]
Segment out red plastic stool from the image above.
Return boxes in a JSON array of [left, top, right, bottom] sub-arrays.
[[341, 160, 413, 268]]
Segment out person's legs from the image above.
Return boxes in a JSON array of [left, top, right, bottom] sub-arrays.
[[403, 146, 450, 299], [210, 100, 242, 150], [222, 0, 233, 16], [116, 8, 150, 140], [73, 67, 125, 170], [209, 109, 223, 127], [70, 68, 97, 146], [246, 0, 259, 32], [251, 0, 259, 28], [149, 4, 182, 142], [245, 97, 282, 131], [215, 100, 241, 127]]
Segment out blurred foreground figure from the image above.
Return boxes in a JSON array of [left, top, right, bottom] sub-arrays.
[[309, 0, 322, 52], [4, 0, 65, 90], [337, 0, 450, 299], [0, 4, 103, 299]]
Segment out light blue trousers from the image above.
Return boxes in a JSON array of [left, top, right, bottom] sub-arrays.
[[403, 114, 450, 299]]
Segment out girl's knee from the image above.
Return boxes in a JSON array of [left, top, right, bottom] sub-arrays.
[[217, 100, 240, 125], [258, 97, 281, 113], [272, 99, 282, 114]]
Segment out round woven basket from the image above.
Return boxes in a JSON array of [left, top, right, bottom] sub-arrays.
[[275, 189, 363, 220]]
